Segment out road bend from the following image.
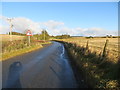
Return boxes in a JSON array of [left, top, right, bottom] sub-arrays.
[[2, 41, 77, 88]]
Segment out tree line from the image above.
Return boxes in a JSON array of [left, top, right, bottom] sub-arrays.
[[8, 30, 71, 40]]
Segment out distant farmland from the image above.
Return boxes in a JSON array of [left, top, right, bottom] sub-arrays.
[[61, 37, 118, 63], [0, 34, 25, 41]]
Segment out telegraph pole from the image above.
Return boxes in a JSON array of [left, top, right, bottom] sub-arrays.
[[44, 30, 45, 41], [7, 18, 14, 41]]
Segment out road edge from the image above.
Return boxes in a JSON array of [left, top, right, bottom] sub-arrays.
[[54, 40, 89, 88], [1, 42, 52, 61]]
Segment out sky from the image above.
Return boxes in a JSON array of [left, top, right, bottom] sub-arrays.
[[0, 2, 118, 36]]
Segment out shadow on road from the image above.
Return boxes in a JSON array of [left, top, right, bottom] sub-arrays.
[[5, 62, 22, 88]]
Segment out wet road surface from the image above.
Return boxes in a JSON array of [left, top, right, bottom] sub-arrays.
[[2, 42, 77, 88]]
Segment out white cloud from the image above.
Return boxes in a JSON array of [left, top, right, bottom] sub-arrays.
[[0, 25, 9, 34], [39, 20, 65, 35], [40, 20, 64, 29], [70, 27, 118, 36], [0, 16, 41, 34], [0, 16, 118, 36], [12, 17, 41, 33]]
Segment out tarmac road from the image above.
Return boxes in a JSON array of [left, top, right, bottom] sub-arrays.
[[2, 41, 78, 88]]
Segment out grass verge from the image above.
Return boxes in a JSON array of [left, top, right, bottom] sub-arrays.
[[1, 42, 52, 61]]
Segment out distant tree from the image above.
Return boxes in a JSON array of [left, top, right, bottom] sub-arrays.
[[55, 34, 71, 39], [89, 36, 93, 38], [34, 30, 50, 40], [34, 34, 40, 40], [110, 35, 112, 38], [106, 35, 109, 38], [86, 36, 93, 39], [40, 30, 50, 40], [8, 31, 26, 36], [106, 35, 113, 38]]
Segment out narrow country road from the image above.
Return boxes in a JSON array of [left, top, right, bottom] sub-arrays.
[[2, 41, 78, 88]]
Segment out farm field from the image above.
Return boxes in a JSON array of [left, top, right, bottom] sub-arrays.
[[0, 34, 25, 41], [61, 37, 119, 63]]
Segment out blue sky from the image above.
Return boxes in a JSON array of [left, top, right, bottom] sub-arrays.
[[1, 2, 118, 36]]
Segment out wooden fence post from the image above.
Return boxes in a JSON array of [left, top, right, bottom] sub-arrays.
[[102, 39, 109, 58], [86, 40, 89, 49]]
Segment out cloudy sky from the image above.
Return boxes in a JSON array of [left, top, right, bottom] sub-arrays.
[[0, 2, 118, 36]]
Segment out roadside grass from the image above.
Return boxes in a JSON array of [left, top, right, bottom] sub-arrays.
[[55, 37, 119, 88], [1, 41, 52, 61], [2, 45, 42, 61], [39, 41, 52, 45], [1, 35, 52, 61]]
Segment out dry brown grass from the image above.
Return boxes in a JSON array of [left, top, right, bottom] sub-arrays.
[[0, 34, 25, 41], [60, 37, 118, 63]]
